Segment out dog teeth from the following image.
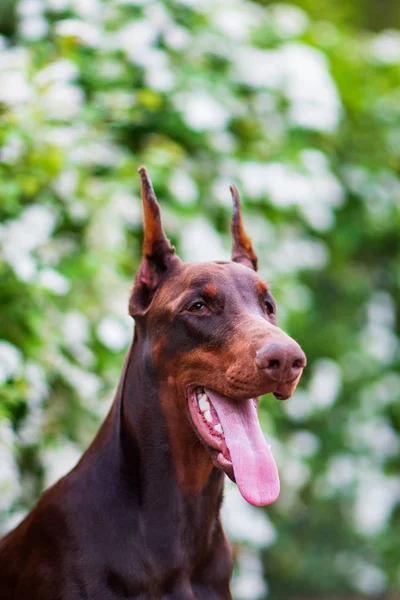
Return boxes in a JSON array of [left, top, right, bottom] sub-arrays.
[[198, 395, 210, 413], [196, 388, 211, 413], [195, 388, 221, 430], [204, 410, 212, 423]]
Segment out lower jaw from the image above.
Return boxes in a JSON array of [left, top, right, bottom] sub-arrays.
[[186, 386, 235, 480], [215, 450, 235, 481]]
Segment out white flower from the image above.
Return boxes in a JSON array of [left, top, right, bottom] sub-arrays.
[[18, 410, 45, 446], [96, 91, 135, 115], [301, 148, 330, 172], [116, 0, 151, 5], [348, 417, 400, 459], [63, 312, 90, 349], [20, 205, 57, 250], [19, 361, 48, 446], [86, 204, 125, 252], [0, 135, 25, 164], [0, 341, 23, 384], [240, 159, 342, 224], [78, 370, 103, 401], [288, 430, 320, 458], [41, 82, 84, 120], [284, 389, 314, 421], [46, 0, 71, 10], [39, 268, 71, 295], [2, 47, 30, 70], [51, 351, 102, 401], [211, 178, 235, 207], [61, 312, 94, 366], [71, 141, 123, 167], [53, 169, 79, 200], [163, 26, 190, 50], [110, 189, 141, 226], [268, 235, 328, 274], [55, 19, 101, 47], [26, 362, 48, 404], [118, 20, 156, 60], [370, 372, 400, 407], [97, 317, 130, 352], [281, 43, 342, 132], [174, 0, 213, 8], [175, 93, 229, 131], [7, 253, 37, 282], [336, 553, 388, 595], [222, 482, 277, 547], [71, 0, 102, 20], [42, 441, 82, 488], [233, 47, 282, 89], [354, 467, 400, 535], [42, 123, 88, 148], [269, 3, 309, 38], [1, 205, 57, 281], [0, 421, 21, 512], [233, 549, 267, 600], [212, 6, 260, 41], [169, 171, 198, 206], [145, 64, 175, 92], [370, 30, 400, 64], [19, 16, 48, 41], [209, 132, 237, 153], [309, 359, 341, 408], [17, 0, 43, 17], [143, 3, 174, 33], [352, 561, 387, 595], [368, 291, 396, 328], [35, 60, 79, 86], [280, 455, 310, 490], [116, 0, 151, 4], [0, 71, 32, 106], [234, 43, 342, 132], [324, 454, 357, 492], [180, 218, 229, 262], [361, 294, 398, 365], [361, 324, 398, 365]]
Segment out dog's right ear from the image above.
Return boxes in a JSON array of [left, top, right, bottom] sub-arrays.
[[230, 184, 258, 271], [129, 167, 180, 317]]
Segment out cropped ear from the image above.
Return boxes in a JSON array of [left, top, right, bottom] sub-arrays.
[[129, 167, 180, 316], [230, 184, 258, 271]]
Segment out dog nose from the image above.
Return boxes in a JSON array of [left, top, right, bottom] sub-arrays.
[[255, 341, 306, 381]]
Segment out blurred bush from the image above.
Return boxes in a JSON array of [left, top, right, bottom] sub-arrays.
[[1, 0, 400, 598]]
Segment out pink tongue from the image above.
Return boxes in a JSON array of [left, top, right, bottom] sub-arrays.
[[205, 389, 280, 506]]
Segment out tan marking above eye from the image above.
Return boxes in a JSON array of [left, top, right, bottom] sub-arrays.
[[203, 283, 217, 297], [256, 280, 268, 294]]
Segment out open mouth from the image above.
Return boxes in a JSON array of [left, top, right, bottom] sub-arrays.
[[187, 386, 280, 507]]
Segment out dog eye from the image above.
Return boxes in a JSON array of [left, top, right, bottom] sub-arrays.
[[187, 301, 208, 314], [264, 300, 275, 316]]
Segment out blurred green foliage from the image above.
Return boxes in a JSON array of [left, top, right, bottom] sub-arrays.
[[1, 1, 400, 598], [264, 0, 400, 32]]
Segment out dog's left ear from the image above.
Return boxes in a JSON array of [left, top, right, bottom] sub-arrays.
[[230, 184, 258, 271], [129, 166, 181, 316]]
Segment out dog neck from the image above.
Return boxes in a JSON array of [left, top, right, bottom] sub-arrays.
[[85, 330, 225, 522]]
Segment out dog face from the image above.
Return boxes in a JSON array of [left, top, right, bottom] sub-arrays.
[[129, 167, 306, 506], [147, 261, 305, 401]]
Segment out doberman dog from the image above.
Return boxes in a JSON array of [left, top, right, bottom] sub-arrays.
[[0, 167, 306, 599]]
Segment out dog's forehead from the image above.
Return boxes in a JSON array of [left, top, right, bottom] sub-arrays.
[[161, 261, 266, 298]]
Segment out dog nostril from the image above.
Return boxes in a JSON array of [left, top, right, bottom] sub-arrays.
[[292, 358, 304, 370], [267, 359, 280, 370]]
